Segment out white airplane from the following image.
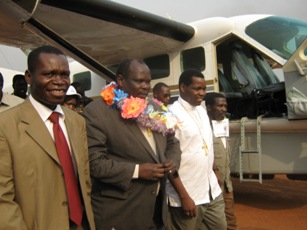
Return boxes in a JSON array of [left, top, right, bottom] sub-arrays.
[[1, 0, 307, 182]]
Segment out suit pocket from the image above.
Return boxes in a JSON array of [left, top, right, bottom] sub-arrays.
[[92, 181, 129, 200], [100, 187, 128, 200]]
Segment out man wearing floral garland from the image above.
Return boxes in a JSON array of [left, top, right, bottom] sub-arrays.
[[83, 58, 181, 230]]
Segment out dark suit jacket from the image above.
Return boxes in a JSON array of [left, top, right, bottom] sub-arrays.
[[83, 97, 181, 230], [0, 99, 95, 230]]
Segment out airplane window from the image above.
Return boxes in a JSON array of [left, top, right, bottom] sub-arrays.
[[180, 47, 205, 72], [246, 16, 307, 60], [108, 55, 170, 80], [144, 54, 170, 80], [73, 71, 91, 91]]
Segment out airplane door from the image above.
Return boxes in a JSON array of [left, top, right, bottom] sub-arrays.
[[283, 39, 307, 119]]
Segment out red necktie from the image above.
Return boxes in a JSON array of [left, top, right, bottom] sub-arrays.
[[49, 112, 83, 225]]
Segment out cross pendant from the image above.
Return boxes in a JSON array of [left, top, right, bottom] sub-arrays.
[[202, 141, 208, 156], [147, 128, 152, 137]]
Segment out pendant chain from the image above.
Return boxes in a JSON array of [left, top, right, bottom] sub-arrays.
[[178, 101, 208, 156]]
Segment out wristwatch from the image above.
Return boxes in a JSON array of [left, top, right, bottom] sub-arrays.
[[168, 169, 179, 178]]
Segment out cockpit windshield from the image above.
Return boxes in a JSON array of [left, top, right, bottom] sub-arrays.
[[246, 16, 307, 60]]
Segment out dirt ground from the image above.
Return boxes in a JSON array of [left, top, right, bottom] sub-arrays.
[[233, 174, 307, 230]]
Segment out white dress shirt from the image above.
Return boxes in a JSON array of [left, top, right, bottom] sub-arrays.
[[166, 97, 222, 207]]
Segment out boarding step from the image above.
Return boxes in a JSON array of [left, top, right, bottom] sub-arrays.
[[239, 116, 263, 184]]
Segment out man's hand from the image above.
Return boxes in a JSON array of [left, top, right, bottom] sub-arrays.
[[214, 169, 222, 186], [139, 163, 167, 180], [181, 196, 197, 217], [163, 160, 176, 176], [139, 160, 176, 181]]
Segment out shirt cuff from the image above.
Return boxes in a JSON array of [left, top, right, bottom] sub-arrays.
[[132, 164, 139, 178]]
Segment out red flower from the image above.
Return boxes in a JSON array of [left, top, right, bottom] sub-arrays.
[[121, 96, 147, 119], [101, 83, 116, 106]]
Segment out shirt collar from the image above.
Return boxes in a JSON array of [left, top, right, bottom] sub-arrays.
[[178, 96, 197, 111], [29, 95, 64, 122], [0, 94, 11, 107]]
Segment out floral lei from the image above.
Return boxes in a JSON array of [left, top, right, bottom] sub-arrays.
[[101, 82, 178, 135]]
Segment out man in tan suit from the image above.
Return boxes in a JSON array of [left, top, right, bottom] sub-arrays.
[[0, 45, 95, 230], [205, 92, 238, 230]]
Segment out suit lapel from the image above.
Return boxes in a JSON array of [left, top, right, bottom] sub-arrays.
[[126, 122, 160, 163], [64, 112, 81, 168], [153, 132, 164, 162], [21, 100, 60, 165]]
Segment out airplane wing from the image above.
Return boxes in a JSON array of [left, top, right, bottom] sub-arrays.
[[0, 0, 194, 81]]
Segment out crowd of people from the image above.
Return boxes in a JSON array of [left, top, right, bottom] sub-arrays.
[[0, 45, 238, 230]]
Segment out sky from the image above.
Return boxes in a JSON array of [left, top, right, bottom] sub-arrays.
[[112, 0, 307, 23]]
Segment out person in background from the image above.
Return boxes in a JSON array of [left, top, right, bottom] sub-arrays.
[[205, 92, 238, 230], [71, 81, 93, 113], [0, 72, 24, 113], [0, 45, 95, 230], [153, 82, 171, 106], [12, 74, 28, 99], [166, 69, 226, 230], [63, 85, 82, 112], [83, 58, 181, 230]]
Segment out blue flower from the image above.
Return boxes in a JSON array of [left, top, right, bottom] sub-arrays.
[[145, 104, 154, 114], [114, 88, 128, 103]]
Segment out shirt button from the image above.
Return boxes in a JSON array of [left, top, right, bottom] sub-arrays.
[[151, 190, 156, 196], [62, 201, 68, 206]]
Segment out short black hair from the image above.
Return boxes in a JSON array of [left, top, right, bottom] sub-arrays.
[[179, 69, 204, 87], [204, 92, 226, 106], [153, 82, 169, 94], [116, 58, 146, 79], [27, 45, 65, 73], [12, 74, 26, 84]]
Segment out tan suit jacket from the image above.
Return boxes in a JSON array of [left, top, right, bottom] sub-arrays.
[[83, 98, 181, 230], [0, 99, 95, 230], [213, 135, 233, 193]]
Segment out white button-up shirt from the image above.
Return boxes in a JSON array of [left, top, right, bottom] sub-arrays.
[[166, 97, 221, 207]]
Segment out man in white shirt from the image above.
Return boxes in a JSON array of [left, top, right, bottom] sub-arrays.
[[167, 69, 226, 230]]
